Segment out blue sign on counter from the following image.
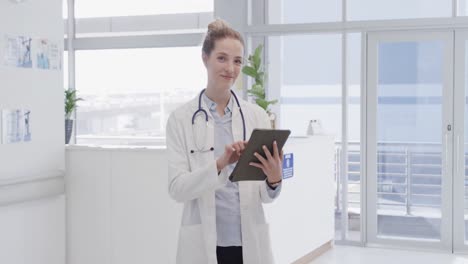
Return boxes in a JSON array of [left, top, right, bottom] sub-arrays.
[[282, 153, 294, 179]]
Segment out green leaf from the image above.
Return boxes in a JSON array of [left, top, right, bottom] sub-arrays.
[[253, 45, 262, 70], [64, 89, 84, 119], [254, 44, 263, 58], [241, 44, 278, 111], [250, 84, 265, 97], [268, 99, 278, 105], [255, 98, 269, 110], [254, 74, 264, 86], [257, 72, 264, 81], [248, 90, 264, 99], [242, 66, 257, 78]]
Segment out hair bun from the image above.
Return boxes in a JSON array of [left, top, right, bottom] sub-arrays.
[[208, 19, 228, 32], [202, 18, 244, 55]]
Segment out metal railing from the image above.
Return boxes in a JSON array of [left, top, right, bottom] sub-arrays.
[[334, 141, 460, 216]]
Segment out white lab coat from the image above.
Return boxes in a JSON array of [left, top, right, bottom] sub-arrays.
[[166, 92, 279, 264]]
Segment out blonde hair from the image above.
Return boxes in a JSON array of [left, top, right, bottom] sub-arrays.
[[202, 19, 245, 56]]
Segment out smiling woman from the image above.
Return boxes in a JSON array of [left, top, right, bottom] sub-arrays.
[[166, 19, 283, 264]]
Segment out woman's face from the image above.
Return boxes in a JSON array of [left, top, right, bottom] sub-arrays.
[[203, 37, 244, 91]]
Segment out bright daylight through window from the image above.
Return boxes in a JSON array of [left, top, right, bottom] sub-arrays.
[[74, 47, 206, 146]]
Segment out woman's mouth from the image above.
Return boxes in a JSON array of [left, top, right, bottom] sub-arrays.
[[221, 75, 233, 80]]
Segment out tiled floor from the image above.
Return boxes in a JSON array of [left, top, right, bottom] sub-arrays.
[[310, 245, 468, 264]]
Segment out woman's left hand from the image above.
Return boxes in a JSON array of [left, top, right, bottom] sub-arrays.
[[249, 141, 283, 184]]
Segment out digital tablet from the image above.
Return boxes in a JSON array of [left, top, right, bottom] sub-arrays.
[[229, 129, 291, 182]]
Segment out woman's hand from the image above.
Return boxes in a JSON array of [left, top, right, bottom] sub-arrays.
[[249, 141, 283, 184], [216, 140, 248, 172]]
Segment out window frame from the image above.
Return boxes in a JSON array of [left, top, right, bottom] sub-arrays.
[[65, 0, 214, 145]]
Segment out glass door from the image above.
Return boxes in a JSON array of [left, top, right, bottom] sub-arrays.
[[366, 31, 453, 250]]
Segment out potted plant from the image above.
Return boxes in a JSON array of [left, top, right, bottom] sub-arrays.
[[242, 44, 278, 128], [65, 89, 83, 144]]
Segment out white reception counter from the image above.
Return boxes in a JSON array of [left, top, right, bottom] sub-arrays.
[[66, 135, 334, 264]]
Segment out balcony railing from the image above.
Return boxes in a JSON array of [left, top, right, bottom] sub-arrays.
[[334, 141, 467, 215]]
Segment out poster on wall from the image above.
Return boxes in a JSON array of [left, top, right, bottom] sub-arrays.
[[34, 38, 61, 70], [3, 35, 33, 68], [1, 109, 32, 144], [48, 41, 61, 70], [35, 38, 51, 69]]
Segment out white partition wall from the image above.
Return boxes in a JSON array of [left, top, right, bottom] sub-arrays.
[[0, 0, 65, 263], [0, 0, 64, 182], [0, 196, 65, 264], [266, 136, 335, 264], [66, 135, 335, 264], [66, 147, 182, 264]]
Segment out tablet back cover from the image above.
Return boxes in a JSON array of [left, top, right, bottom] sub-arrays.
[[229, 129, 291, 182]]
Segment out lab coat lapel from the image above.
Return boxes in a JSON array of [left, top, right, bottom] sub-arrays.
[[231, 100, 244, 142], [190, 95, 217, 262]]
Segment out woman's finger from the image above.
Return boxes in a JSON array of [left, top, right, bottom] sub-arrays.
[[225, 144, 235, 155], [272, 141, 279, 159], [249, 162, 264, 170], [236, 142, 244, 156], [239, 141, 246, 151], [254, 152, 267, 165], [263, 145, 273, 160]]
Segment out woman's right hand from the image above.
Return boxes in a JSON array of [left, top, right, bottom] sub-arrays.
[[216, 140, 248, 172]]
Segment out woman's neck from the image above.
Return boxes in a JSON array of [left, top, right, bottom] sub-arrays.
[[205, 86, 231, 116]]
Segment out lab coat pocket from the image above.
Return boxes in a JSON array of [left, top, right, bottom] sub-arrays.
[[257, 223, 274, 264], [188, 149, 214, 170], [177, 224, 207, 264]]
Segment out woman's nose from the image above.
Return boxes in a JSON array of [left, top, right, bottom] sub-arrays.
[[224, 62, 234, 73]]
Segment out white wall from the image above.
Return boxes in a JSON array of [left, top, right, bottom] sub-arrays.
[[66, 136, 334, 264], [0, 0, 64, 182], [66, 146, 182, 264], [0, 196, 65, 264], [266, 136, 335, 264], [0, 1, 65, 263]]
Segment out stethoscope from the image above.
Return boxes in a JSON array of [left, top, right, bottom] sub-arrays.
[[190, 89, 246, 154]]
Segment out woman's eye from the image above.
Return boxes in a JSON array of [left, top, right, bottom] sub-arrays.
[[235, 60, 242, 65], [217, 57, 226, 62]]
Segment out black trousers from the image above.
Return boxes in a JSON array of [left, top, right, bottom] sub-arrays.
[[216, 246, 243, 264]]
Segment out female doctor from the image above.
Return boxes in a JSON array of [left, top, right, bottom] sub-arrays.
[[166, 19, 283, 264]]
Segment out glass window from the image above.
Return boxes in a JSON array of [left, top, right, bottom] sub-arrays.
[[345, 33, 362, 242], [269, 34, 342, 139], [347, 0, 451, 20], [63, 0, 68, 19], [267, 0, 341, 24], [75, 0, 213, 18], [459, 0, 468, 16], [75, 47, 205, 146]]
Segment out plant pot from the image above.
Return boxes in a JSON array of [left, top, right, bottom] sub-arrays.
[[65, 119, 73, 144]]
